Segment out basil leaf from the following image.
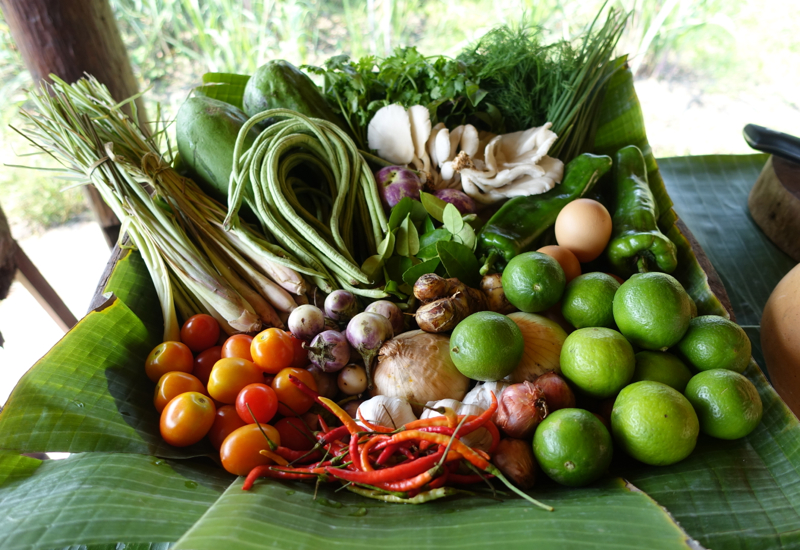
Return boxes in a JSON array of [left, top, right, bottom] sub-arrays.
[[436, 240, 481, 287], [419, 227, 452, 250], [420, 191, 447, 222], [402, 257, 441, 287], [388, 198, 414, 230], [443, 203, 464, 234]]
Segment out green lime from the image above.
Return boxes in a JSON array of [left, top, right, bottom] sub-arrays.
[[611, 381, 699, 466], [533, 408, 613, 487], [612, 272, 692, 350], [688, 296, 698, 319], [676, 315, 751, 373], [450, 311, 524, 381], [684, 370, 762, 440], [631, 351, 693, 393], [501, 251, 566, 313], [561, 272, 620, 329], [560, 327, 635, 399]]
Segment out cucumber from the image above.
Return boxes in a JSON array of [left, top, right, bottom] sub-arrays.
[[176, 95, 258, 209], [243, 60, 346, 130]]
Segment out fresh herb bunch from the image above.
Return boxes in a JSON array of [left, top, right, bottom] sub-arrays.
[[304, 49, 486, 150]]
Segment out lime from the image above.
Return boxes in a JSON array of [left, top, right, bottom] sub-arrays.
[[533, 408, 613, 487], [612, 272, 692, 350], [501, 252, 566, 313], [560, 327, 635, 399], [611, 381, 699, 466], [561, 272, 620, 329], [631, 351, 693, 393], [684, 370, 762, 440], [450, 311, 524, 381], [676, 315, 751, 373]]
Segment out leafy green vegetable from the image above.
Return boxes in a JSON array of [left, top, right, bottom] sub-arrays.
[[419, 228, 452, 250], [420, 191, 448, 222], [402, 258, 441, 286], [442, 203, 464, 234], [436, 241, 481, 287], [395, 215, 420, 257]]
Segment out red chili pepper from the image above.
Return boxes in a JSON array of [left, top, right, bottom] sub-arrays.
[[357, 409, 395, 433], [288, 374, 323, 405], [243, 465, 316, 490], [360, 435, 390, 472], [275, 446, 322, 464], [459, 393, 498, 435], [318, 415, 331, 433], [484, 420, 500, 455], [388, 431, 490, 470], [317, 425, 349, 445], [373, 453, 460, 492], [325, 449, 447, 485]]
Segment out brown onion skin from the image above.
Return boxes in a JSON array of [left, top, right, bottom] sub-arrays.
[[533, 372, 576, 412], [481, 274, 515, 314], [493, 438, 537, 489], [495, 381, 548, 439]]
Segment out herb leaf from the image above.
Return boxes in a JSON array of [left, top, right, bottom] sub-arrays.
[[420, 191, 447, 222], [443, 203, 464, 234], [402, 257, 441, 287], [436, 241, 481, 287]]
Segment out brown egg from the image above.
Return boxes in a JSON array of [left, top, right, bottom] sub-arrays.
[[554, 199, 612, 262], [537, 245, 582, 283]]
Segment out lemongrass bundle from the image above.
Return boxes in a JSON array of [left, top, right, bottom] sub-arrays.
[[16, 75, 310, 339]]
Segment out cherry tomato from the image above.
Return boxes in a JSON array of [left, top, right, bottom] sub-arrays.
[[207, 357, 264, 404], [193, 345, 222, 386], [272, 367, 318, 416], [220, 423, 281, 476], [180, 314, 221, 353], [208, 405, 246, 450], [236, 383, 279, 424], [145, 341, 193, 382], [221, 334, 254, 361], [289, 334, 310, 369], [160, 392, 216, 447], [154, 371, 207, 413], [275, 417, 315, 451], [250, 328, 294, 374]]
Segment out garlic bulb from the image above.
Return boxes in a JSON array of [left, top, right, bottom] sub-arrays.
[[420, 399, 463, 420], [356, 395, 417, 429], [422, 399, 493, 452], [463, 380, 509, 411]]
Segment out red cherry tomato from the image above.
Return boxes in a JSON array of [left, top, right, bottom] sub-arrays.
[[272, 367, 318, 416], [193, 345, 222, 386], [207, 357, 264, 404], [145, 341, 193, 382], [250, 328, 294, 374], [159, 392, 216, 447], [289, 335, 310, 369], [235, 383, 279, 425], [180, 314, 221, 353], [221, 334, 254, 361], [208, 405, 246, 450], [274, 417, 315, 451], [154, 371, 207, 413], [220, 423, 281, 476]]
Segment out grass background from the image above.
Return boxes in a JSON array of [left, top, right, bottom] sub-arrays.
[[0, 0, 798, 231]]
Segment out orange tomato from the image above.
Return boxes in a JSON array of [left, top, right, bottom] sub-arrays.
[[250, 328, 294, 374], [220, 423, 281, 476], [207, 357, 264, 404], [159, 392, 216, 447], [208, 405, 247, 450], [145, 341, 193, 382], [154, 371, 207, 413], [181, 314, 221, 353], [193, 345, 222, 386], [272, 367, 318, 416], [221, 334, 254, 361], [537, 245, 582, 283]]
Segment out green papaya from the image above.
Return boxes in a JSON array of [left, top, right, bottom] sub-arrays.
[[176, 95, 258, 211], [243, 60, 346, 130]]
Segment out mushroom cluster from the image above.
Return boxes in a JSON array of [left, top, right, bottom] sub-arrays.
[[367, 103, 564, 205]]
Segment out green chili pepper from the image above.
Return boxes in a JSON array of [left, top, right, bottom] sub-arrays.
[[606, 145, 678, 278], [477, 153, 613, 274]]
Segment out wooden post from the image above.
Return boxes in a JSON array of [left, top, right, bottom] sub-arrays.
[[1, 0, 146, 248]]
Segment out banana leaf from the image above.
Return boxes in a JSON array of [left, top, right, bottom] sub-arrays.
[[1, 64, 799, 549]]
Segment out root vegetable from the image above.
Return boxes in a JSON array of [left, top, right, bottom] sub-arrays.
[[413, 274, 486, 333], [373, 330, 470, 415], [533, 372, 576, 412], [481, 274, 515, 314], [495, 381, 548, 439], [493, 438, 537, 490]]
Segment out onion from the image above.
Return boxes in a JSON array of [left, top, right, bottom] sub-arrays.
[[372, 330, 470, 415], [324, 290, 359, 324], [533, 372, 576, 412], [365, 300, 405, 335], [506, 312, 567, 383], [357, 396, 417, 429], [493, 438, 537, 489], [288, 304, 326, 341], [495, 381, 547, 439], [305, 330, 350, 372]]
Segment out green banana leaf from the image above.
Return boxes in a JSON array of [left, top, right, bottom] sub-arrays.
[[1, 63, 799, 549]]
